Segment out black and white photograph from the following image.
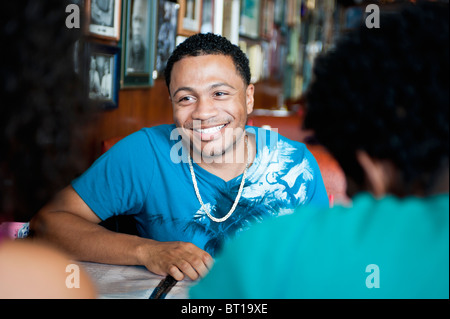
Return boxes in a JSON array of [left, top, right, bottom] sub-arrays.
[[89, 54, 114, 100], [87, 0, 122, 41], [120, 0, 157, 88], [126, 0, 150, 74], [155, 0, 179, 78], [85, 42, 120, 109]]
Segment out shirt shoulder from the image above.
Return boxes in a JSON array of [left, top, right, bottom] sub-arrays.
[[139, 124, 177, 143], [71, 125, 177, 220], [250, 126, 317, 169]]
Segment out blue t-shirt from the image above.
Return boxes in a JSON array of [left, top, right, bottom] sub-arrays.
[[72, 124, 328, 256]]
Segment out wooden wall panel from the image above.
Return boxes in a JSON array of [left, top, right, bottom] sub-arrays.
[[88, 79, 173, 162]]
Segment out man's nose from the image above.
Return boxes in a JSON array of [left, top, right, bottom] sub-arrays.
[[191, 97, 218, 121]]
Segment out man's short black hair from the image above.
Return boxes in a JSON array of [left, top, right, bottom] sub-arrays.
[[304, 1, 449, 196], [164, 33, 251, 91]]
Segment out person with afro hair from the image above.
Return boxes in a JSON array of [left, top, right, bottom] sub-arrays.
[[190, 0, 448, 299], [0, 0, 96, 298]]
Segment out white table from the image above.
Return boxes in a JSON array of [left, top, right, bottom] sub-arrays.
[[79, 261, 194, 299]]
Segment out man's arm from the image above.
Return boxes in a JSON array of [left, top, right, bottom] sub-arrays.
[[30, 185, 213, 281]]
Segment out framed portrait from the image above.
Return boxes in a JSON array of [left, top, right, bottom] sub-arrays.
[[155, 0, 179, 79], [86, 0, 122, 41], [120, 0, 157, 88], [84, 42, 121, 109], [239, 0, 261, 39], [177, 0, 202, 37]]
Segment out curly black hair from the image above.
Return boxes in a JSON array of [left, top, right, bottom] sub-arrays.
[[0, 0, 91, 221], [164, 33, 251, 92], [304, 1, 449, 196]]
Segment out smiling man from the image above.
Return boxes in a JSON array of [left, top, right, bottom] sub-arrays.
[[31, 33, 328, 281], [170, 54, 253, 176]]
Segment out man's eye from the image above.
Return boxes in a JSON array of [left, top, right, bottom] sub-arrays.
[[214, 92, 228, 97], [178, 96, 193, 103]]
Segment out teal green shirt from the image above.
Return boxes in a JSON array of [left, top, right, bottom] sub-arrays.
[[190, 193, 449, 298]]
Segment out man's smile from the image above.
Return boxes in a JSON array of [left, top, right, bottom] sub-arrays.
[[191, 123, 229, 141]]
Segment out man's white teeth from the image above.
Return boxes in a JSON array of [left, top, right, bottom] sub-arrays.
[[195, 124, 225, 134]]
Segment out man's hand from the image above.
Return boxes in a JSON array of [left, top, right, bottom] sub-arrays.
[[31, 186, 213, 281], [138, 240, 214, 281]]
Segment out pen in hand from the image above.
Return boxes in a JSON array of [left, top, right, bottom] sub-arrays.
[[149, 275, 178, 299]]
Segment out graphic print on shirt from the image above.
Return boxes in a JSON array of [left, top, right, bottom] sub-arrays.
[[179, 140, 315, 256]]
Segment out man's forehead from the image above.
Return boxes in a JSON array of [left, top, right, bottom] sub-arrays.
[[171, 54, 243, 83]]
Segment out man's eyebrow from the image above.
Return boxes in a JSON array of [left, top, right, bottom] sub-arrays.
[[210, 82, 236, 90], [172, 83, 236, 98], [172, 86, 195, 98]]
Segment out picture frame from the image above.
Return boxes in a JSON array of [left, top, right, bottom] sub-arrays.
[[86, 0, 122, 41], [177, 0, 203, 37], [155, 0, 179, 79], [120, 0, 157, 88], [239, 0, 261, 39], [84, 42, 121, 109]]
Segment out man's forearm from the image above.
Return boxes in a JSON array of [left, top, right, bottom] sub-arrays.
[[30, 210, 148, 266], [30, 206, 214, 281]]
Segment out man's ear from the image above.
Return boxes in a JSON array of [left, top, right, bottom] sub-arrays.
[[245, 84, 254, 115], [355, 150, 394, 197]]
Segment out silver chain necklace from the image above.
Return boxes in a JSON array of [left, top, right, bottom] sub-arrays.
[[187, 136, 250, 223]]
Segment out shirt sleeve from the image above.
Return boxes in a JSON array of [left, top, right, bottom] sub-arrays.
[[71, 130, 155, 221]]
